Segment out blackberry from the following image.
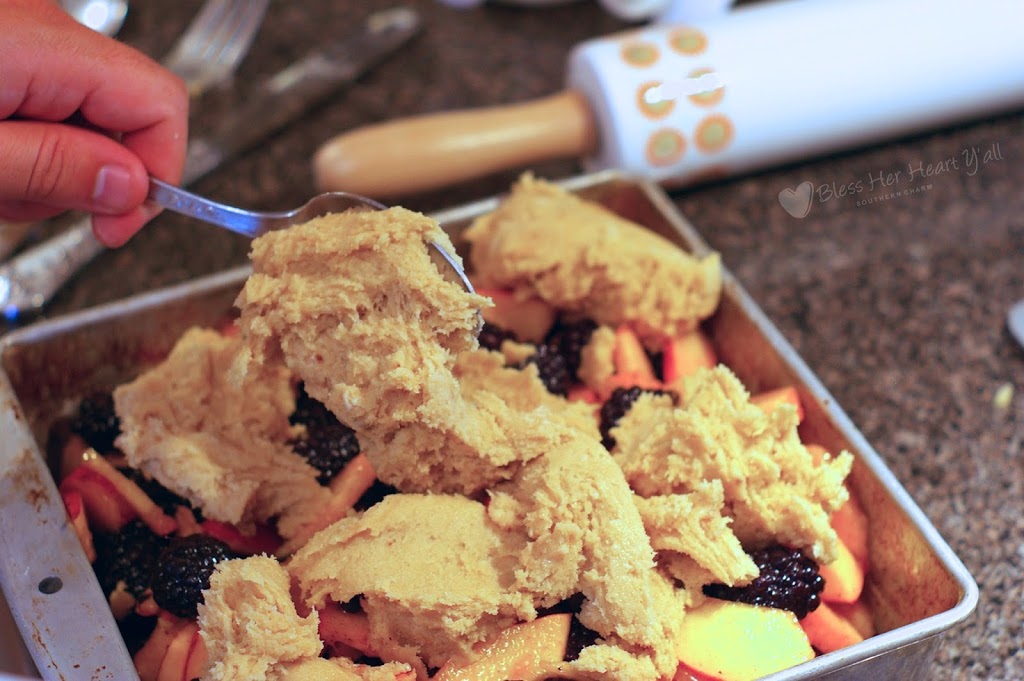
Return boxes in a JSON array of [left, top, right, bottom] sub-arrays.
[[70, 391, 121, 453], [702, 545, 824, 619], [519, 344, 571, 396], [93, 520, 168, 602], [598, 386, 677, 450], [150, 534, 234, 619], [289, 384, 361, 485], [565, 616, 601, 662], [478, 321, 518, 352], [544, 318, 598, 377], [354, 480, 400, 511]]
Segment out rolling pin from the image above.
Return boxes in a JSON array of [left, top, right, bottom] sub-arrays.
[[315, 0, 1024, 198]]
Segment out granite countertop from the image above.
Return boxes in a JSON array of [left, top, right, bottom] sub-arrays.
[[6, 0, 1023, 678]]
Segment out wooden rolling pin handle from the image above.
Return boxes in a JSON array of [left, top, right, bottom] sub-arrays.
[[313, 89, 597, 198]]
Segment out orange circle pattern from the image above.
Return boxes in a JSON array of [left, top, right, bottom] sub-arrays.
[[646, 129, 686, 166], [637, 81, 675, 120], [694, 114, 734, 154], [686, 67, 725, 107], [621, 41, 660, 67], [668, 27, 707, 56]]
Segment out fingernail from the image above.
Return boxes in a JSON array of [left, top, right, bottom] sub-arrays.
[[92, 164, 134, 211]]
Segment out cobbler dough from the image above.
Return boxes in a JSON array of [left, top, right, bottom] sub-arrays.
[[198, 556, 321, 681], [237, 206, 682, 679], [199, 556, 414, 681], [464, 175, 722, 346], [234, 207, 554, 496], [288, 493, 531, 676], [612, 366, 854, 564], [113, 328, 331, 540]]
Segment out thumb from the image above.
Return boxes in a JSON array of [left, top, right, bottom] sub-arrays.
[[0, 120, 149, 218]]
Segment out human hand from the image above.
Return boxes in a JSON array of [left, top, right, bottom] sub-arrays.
[[0, 0, 189, 246]]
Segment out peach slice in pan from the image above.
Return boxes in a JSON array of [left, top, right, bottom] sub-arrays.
[[674, 599, 814, 681], [475, 286, 557, 343], [60, 453, 177, 536], [662, 329, 717, 387], [800, 601, 865, 654], [750, 386, 804, 423], [433, 613, 572, 681], [612, 325, 657, 381]]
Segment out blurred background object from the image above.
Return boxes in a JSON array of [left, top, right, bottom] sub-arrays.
[[314, 0, 1024, 198]]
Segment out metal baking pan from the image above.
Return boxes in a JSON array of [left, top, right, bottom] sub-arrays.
[[0, 170, 978, 680]]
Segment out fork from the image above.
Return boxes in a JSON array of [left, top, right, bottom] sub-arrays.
[[146, 177, 477, 298], [162, 0, 270, 96], [0, 0, 268, 319]]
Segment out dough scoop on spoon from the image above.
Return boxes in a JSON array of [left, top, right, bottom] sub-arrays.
[[146, 177, 480, 326]]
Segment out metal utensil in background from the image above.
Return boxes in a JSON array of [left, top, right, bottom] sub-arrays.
[[0, 7, 422, 320], [1008, 299, 1024, 350], [59, 0, 129, 36]]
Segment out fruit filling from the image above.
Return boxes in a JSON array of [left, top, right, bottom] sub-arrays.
[[52, 175, 873, 681]]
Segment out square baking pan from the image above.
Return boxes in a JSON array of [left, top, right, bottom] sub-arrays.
[[0, 170, 978, 680]]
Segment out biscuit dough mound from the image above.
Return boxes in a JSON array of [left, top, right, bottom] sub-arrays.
[[488, 433, 683, 680], [113, 328, 331, 539], [287, 494, 533, 675], [198, 556, 322, 681], [612, 366, 853, 563], [635, 484, 758, 587], [464, 175, 722, 345], [235, 207, 559, 495]]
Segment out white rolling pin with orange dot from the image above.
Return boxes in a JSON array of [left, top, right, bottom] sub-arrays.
[[314, 0, 1024, 198]]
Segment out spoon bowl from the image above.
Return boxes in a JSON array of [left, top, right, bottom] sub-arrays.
[[61, 0, 128, 37], [147, 178, 481, 322]]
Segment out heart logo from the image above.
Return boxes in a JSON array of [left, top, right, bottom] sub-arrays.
[[778, 181, 814, 218]]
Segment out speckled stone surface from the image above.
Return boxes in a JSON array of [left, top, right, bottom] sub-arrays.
[[4, 1, 1023, 679]]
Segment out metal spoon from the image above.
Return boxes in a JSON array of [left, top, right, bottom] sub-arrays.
[[1008, 299, 1024, 350], [147, 178, 480, 308], [60, 0, 128, 37]]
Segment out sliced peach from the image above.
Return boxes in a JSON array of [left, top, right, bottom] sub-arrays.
[[800, 601, 864, 654], [134, 612, 188, 681], [476, 287, 557, 343], [182, 627, 208, 681], [830, 492, 869, 569], [59, 465, 136, 534], [818, 538, 864, 604], [201, 519, 282, 556], [566, 384, 601, 405], [663, 330, 716, 386], [60, 489, 97, 562], [828, 600, 875, 640], [156, 621, 199, 681], [433, 613, 571, 681], [174, 506, 203, 537], [59, 433, 91, 480], [612, 325, 656, 380], [674, 599, 814, 681], [284, 453, 376, 552], [750, 386, 804, 423], [804, 444, 828, 467], [317, 604, 377, 658], [82, 454, 177, 536]]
